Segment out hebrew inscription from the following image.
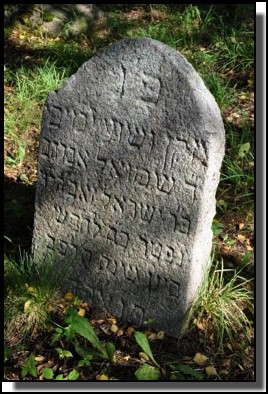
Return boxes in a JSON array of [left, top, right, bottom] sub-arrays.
[[32, 38, 225, 336]]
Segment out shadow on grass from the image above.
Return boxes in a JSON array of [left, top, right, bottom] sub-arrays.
[[4, 175, 36, 258], [4, 4, 255, 77], [4, 36, 92, 76]]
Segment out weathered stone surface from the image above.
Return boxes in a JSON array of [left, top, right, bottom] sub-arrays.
[[32, 38, 225, 336]]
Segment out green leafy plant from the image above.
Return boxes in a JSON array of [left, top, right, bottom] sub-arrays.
[[75, 344, 93, 367], [238, 142, 250, 159], [41, 367, 54, 380], [68, 370, 80, 380], [134, 331, 160, 368], [222, 234, 236, 247], [42, 367, 79, 380], [52, 308, 115, 361], [55, 348, 73, 360], [134, 331, 162, 380], [21, 354, 38, 378], [212, 220, 224, 237], [135, 363, 161, 381], [179, 5, 201, 36], [4, 347, 11, 363], [64, 308, 111, 359], [170, 363, 204, 380]]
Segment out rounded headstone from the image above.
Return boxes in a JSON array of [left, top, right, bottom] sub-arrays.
[[32, 38, 225, 336]]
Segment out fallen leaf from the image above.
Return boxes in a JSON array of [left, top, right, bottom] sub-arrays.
[[116, 328, 124, 336], [35, 355, 45, 362], [110, 324, 118, 333], [81, 302, 91, 309], [139, 352, 150, 362], [100, 375, 109, 380], [91, 319, 104, 325], [193, 353, 207, 365], [19, 34, 25, 39], [206, 366, 217, 376], [24, 300, 32, 312], [27, 286, 37, 294], [148, 333, 157, 341], [233, 113, 240, 118], [107, 317, 117, 324], [196, 321, 205, 331], [123, 355, 131, 361], [98, 375, 109, 380], [64, 292, 73, 301], [100, 324, 110, 334], [36, 360, 54, 374], [238, 223, 245, 230], [183, 356, 192, 361], [77, 308, 85, 317], [126, 326, 135, 336], [222, 358, 231, 369], [237, 234, 246, 241], [156, 331, 165, 339]]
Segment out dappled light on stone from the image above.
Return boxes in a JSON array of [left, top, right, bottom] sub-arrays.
[[32, 38, 225, 336]]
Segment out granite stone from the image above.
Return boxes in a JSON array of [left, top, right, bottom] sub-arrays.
[[32, 38, 225, 336]]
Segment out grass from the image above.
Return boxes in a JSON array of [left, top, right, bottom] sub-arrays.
[[4, 4, 254, 380], [4, 250, 72, 344], [4, 62, 67, 170], [182, 253, 253, 353], [218, 123, 254, 211]]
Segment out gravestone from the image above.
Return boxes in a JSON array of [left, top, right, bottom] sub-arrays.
[[32, 38, 225, 336]]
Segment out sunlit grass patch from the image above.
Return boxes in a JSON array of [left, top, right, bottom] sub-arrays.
[[182, 254, 253, 353], [4, 62, 67, 170], [4, 251, 71, 344]]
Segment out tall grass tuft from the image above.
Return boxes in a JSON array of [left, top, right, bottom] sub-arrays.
[[182, 253, 253, 352], [4, 251, 71, 344]]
